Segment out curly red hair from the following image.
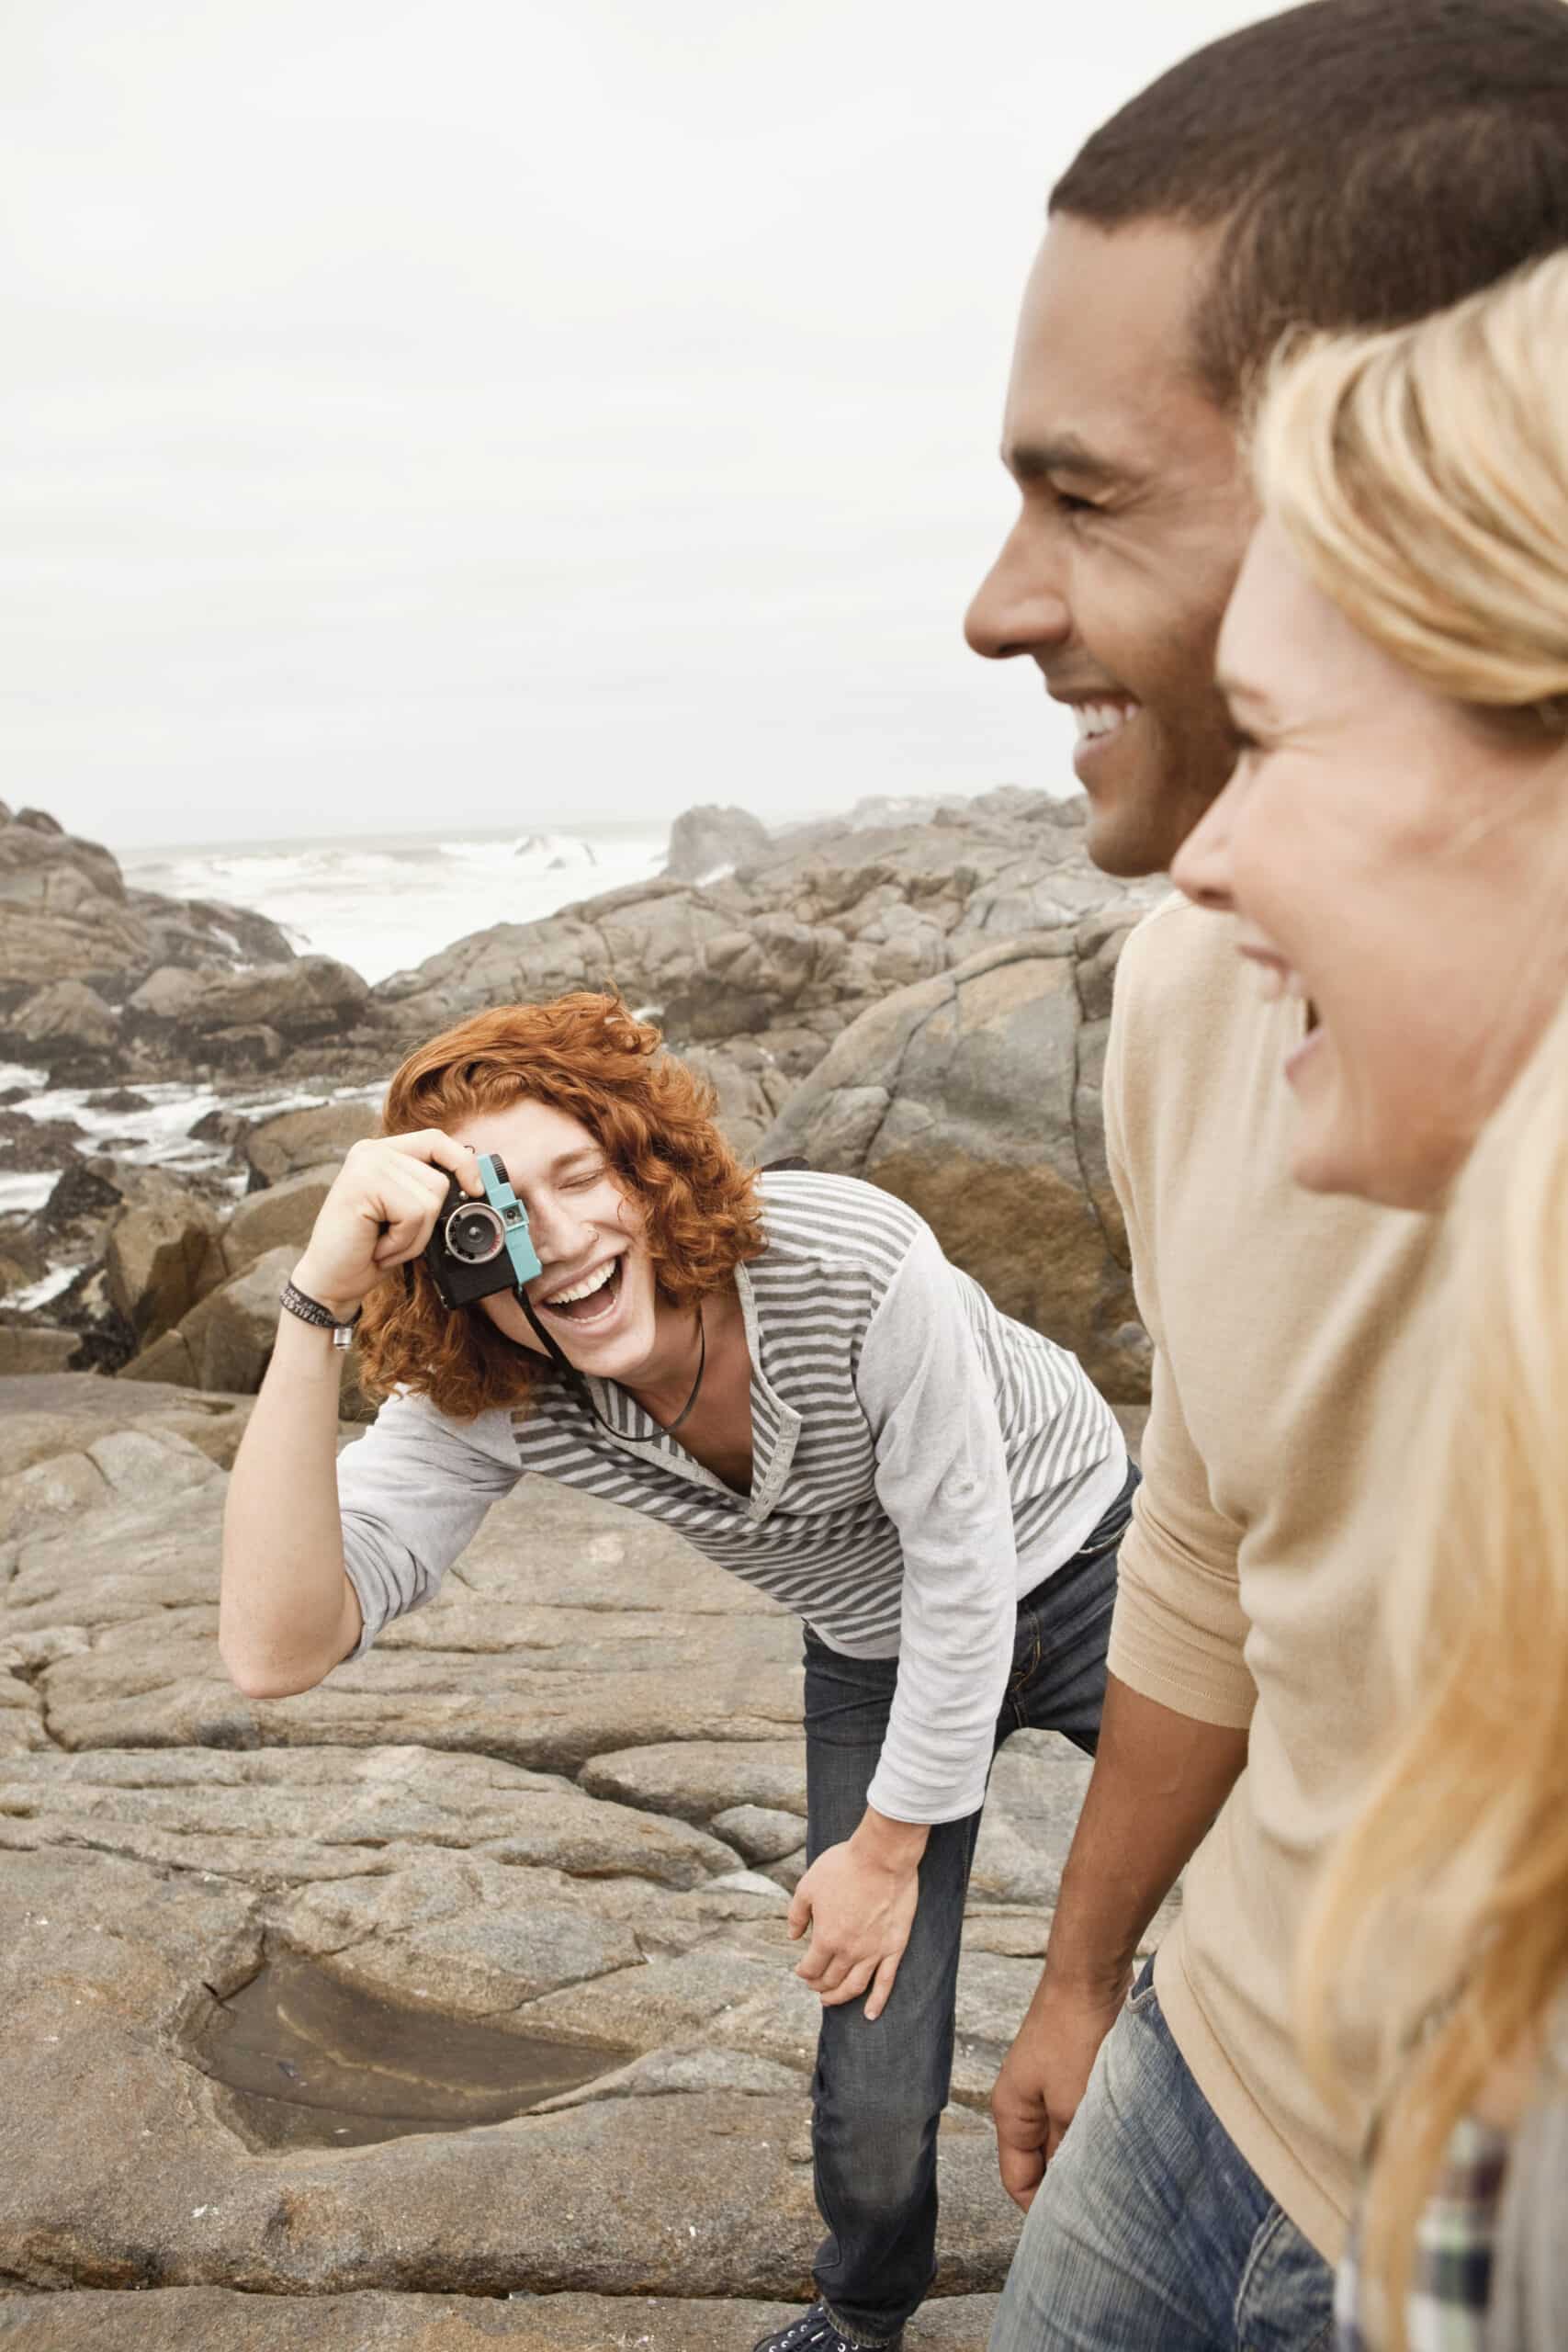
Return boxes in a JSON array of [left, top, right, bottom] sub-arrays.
[[356, 993, 763, 1420]]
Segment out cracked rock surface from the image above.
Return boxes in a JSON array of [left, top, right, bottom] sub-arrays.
[[0, 1375, 1161, 2346]]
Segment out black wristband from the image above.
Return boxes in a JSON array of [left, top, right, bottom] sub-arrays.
[[279, 1279, 363, 1350]]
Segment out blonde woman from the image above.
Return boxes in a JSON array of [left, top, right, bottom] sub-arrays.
[[1173, 250, 1568, 2349]]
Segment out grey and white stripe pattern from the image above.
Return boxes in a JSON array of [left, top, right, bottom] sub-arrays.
[[337, 1170, 1124, 1817], [503, 1170, 1120, 1655]]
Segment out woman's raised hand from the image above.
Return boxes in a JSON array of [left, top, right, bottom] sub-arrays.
[[290, 1131, 483, 1317]]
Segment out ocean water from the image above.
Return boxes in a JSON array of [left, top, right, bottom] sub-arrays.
[[121, 820, 669, 988]]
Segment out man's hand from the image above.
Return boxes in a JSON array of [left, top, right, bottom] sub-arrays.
[[788, 1811, 927, 2022], [985, 1676, 1247, 2210], [990, 1970, 1131, 2211]]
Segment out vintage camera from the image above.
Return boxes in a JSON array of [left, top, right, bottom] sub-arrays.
[[423, 1149, 542, 1310]]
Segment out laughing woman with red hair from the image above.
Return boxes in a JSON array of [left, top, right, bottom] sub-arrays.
[[220, 991, 1133, 2352]]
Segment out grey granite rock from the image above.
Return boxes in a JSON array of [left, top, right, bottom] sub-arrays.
[[760, 934, 1152, 1400], [0, 1326, 1161, 2332], [0, 2290, 1001, 2348]]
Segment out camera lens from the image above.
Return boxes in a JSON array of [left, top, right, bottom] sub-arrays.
[[445, 1203, 505, 1264]]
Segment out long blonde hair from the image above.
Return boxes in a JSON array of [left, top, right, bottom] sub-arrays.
[[1257, 252, 1568, 2345], [1252, 252, 1568, 731]]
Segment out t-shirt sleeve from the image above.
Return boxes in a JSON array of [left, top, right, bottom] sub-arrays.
[[1101, 947, 1256, 1730], [334, 1388, 524, 1657], [853, 1220, 1019, 1824]]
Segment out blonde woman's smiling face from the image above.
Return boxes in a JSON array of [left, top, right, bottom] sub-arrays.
[[1173, 517, 1568, 1210]]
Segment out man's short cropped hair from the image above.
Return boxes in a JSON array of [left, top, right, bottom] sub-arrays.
[[1051, 0, 1568, 407]]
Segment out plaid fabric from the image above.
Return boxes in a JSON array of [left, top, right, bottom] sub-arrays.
[[1335, 2114, 1510, 2350]]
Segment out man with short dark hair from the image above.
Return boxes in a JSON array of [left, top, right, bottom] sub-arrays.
[[964, 4, 1568, 2344]]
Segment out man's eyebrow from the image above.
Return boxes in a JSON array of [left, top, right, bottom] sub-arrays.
[[547, 1148, 604, 1172], [1001, 433, 1124, 487]]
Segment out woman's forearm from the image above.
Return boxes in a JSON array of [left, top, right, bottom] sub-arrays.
[[219, 1298, 363, 1698]]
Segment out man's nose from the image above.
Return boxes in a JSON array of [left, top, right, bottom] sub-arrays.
[[1170, 787, 1239, 912], [964, 521, 1072, 661]]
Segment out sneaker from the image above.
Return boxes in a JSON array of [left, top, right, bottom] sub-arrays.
[[750, 2305, 904, 2352]]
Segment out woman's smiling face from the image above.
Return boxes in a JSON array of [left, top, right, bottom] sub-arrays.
[[446, 1096, 662, 1377], [1173, 517, 1568, 1210]]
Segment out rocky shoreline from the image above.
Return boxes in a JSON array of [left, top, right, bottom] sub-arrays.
[[1, 793, 1164, 2346], [0, 1372, 1156, 2348], [2, 790, 1161, 1400]]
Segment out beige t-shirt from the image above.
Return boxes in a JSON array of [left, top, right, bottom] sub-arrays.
[[1105, 895, 1442, 2258]]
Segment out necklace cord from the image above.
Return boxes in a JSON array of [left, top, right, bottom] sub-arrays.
[[517, 1288, 705, 1444]]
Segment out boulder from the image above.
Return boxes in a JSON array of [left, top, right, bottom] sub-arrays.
[[126, 965, 207, 1023], [665, 803, 773, 881], [243, 1099, 381, 1189], [177, 956, 370, 1042], [374, 882, 735, 1039], [125, 960, 368, 1076], [126, 892, 297, 972], [676, 1039, 800, 1164], [187, 1103, 254, 1152], [202, 1023, 286, 1072], [759, 933, 1150, 1402], [6, 978, 118, 1063], [0, 1325, 79, 1375], [0, 805, 296, 1042], [0, 1111, 85, 1175], [119, 1244, 297, 1393], [0, 1224, 50, 1299], [84, 1088, 153, 1114], [217, 1164, 336, 1278], [28, 1158, 124, 1242], [104, 1172, 223, 1347], [664, 915, 860, 1042], [710, 1804, 808, 1864], [0, 812, 123, 908], [0, 905, 155, 990]]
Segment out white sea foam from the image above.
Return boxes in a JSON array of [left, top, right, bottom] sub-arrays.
[[3, 1078, 385, 1226], [0, 1172, 60, 1217], [122, 822, 665, 985], [8, 1263, 76, 1311]]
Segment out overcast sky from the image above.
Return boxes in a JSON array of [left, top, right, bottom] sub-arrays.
[[4, 0, 1256, 850]]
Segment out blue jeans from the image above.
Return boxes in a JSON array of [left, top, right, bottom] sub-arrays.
[[803, 1467, 1135, 2345], [987, 1959, 1335, 2352]]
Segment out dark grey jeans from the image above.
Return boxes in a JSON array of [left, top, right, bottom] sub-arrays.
[[802, 1465, 1136, 2345]]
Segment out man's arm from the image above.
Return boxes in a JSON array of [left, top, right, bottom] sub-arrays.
[[992, 1671, 1247, 2205], [992, 911, 1255, 2208]]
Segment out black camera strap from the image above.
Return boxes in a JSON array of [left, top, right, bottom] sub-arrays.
[[508, 1154, 807, 1442]]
